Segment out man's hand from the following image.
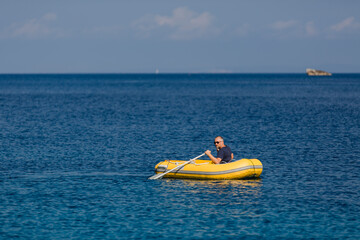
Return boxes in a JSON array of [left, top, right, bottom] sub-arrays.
[[205, 150, 221, 164]]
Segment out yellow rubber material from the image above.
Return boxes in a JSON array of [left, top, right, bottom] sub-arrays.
[[154, 159, 263, 180]]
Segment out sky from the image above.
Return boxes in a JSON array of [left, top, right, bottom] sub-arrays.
[[1, 0, 360, 73]]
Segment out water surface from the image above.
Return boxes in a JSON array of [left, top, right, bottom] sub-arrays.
[[0, 74, 359, 239]]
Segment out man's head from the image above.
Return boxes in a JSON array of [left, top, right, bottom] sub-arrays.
[[214, 136, 225, 150]]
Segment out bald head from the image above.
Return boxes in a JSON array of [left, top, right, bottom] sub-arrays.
[[214, 136, 225, 150]]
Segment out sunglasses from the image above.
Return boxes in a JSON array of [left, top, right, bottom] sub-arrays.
[[214, 141, 222, 144]]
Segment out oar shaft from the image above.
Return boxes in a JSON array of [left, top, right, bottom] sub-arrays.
[[149, 153, 205, 180], [190, 153, 206, 161], [158, 160, 189, 175], [166, 154, 205, 174]]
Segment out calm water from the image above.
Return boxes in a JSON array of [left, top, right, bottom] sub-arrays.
[[0, 74, 359, 239]]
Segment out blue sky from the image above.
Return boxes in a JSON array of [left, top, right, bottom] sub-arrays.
[[1, 1, 360, 73]]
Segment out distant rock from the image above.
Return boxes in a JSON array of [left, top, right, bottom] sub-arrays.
[[306, 68, 332, 76]]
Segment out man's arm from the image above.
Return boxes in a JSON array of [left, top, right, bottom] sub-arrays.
[[205, 150, 221, 164]]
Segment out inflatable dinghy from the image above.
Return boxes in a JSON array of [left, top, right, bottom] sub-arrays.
[[152, 159, 263, 180]]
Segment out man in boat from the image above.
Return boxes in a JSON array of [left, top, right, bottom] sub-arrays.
[[205, 136, 234, 164]]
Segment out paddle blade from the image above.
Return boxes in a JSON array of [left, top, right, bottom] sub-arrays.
[[148, 173, 164, 180]]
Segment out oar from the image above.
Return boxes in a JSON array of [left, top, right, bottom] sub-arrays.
[[149, 153, 205, 180]]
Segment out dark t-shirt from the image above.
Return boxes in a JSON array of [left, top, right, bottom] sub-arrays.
[[217, 146, 232, 163]]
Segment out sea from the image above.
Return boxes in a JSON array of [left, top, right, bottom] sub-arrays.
[[0, 73, 359, 239]]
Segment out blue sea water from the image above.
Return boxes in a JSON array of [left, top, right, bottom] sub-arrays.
[[0, 73, 359, 239]]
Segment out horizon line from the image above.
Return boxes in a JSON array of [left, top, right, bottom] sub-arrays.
[[0, 72, 359, 75]]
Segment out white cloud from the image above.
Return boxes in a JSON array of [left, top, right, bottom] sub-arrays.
[[270, 20, 298, 30], [43, 13, 57, 21], [269, 20, 319, 38], [133, 7, 219, 40], [235, 23, 250, 37], [305, 21, 317, 36], [1, 13, 61, 39], [83, 25, 124, 35], [330, 17, 358, 31]]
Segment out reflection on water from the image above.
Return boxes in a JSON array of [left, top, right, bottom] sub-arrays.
[[181, 178, 262, 188], [156, 178, 263, 206], [141, 177, 267, 238]]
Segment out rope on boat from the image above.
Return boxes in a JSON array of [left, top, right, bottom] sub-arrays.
[[167, 158, 241, 166], [168, 160, 210, 166]]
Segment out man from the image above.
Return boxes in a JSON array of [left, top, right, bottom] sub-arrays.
[[205, 136, 234, 164]]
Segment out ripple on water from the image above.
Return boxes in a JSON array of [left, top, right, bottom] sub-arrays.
[[0, 74, 360, 239]]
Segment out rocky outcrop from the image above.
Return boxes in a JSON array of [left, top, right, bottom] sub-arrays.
[[306, 68, 332, 76]]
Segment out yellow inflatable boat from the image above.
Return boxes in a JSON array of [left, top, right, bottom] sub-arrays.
[[153, 159, 263, 180]]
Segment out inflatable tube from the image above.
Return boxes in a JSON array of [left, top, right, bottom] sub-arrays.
[[153, 159, 263, 180]]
